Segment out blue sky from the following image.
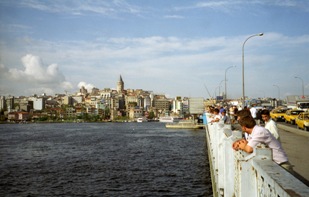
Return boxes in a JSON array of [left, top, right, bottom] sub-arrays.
[[0, 0, 308, 99]]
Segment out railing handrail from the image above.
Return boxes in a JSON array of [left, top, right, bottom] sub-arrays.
[[204, 113, 309, 197]]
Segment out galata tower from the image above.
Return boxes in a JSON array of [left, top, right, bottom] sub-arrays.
[[117, 75, 124, 93]]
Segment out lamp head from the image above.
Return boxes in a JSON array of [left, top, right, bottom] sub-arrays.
[[259, 33, 264, 36]]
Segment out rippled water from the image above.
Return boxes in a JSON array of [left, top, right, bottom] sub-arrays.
[[0, 122, 212, 196]]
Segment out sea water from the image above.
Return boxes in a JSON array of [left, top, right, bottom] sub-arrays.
[[0, 122, 212, 196]]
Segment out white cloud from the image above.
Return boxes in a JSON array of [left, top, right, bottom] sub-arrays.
[[12, 54, 65, 83], [1, 33, 308, 98], [164, 15, 184, 19], [3, 0, 144, 17], [173, 0, 309, 12], [77, 81, 95, 92], [0, 54, 73, 96], [61, 81, 73, 90]]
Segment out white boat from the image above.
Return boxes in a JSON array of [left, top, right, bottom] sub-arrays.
[[165, 120, 205, 129], [136, 117, 147, 122], [159, 116, 182, 123]]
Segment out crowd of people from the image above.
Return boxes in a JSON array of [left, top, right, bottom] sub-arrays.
[[206, 104, 294, 175]]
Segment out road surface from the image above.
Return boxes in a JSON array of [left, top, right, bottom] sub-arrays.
[[278, 125, 309, 185]]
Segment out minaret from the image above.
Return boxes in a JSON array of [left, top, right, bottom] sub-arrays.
[[117, 75, 124, 93]]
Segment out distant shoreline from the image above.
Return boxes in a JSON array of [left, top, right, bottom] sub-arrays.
[[0, 120, 160, 124]]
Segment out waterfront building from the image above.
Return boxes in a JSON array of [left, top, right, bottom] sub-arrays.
[[128, 107, 143, 120], [18, 111, 30, 121], [62, 95, 73, 106], [0, 96, 6, 111], [72, 96, 83, 106], [11, 96, 33, 112], [64, 107, 76, 119], [91, 87, 100, 96], [142, 95, 152, 111], [125, 93, 139, 108], [7, 112, 18, 121], [29, 97, 46, 111], [182, 97, 190, 116], [5, 96, 14, 112], [19, 100, 33, 112], [171, 96, 183, 116], [45, 99, 59, 109], [7, 111, 30, 122], [153, 95, 171, 116], [99, 88, 113, 110], [0, 74, 210, 122]]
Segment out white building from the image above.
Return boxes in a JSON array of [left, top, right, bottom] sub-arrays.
[[29, 97, 45, 111]]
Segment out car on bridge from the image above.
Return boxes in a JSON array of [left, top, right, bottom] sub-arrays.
[[295, 111, 309, 131], [270, 107, 288, 122], [283, 109, 304, 125]]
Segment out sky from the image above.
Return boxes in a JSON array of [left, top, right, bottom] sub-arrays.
[[0, 0, 308, 100]]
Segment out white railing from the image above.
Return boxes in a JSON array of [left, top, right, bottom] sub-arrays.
[[205, 117, 309, 197]]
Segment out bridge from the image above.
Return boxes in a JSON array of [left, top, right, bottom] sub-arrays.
[[204, 113, 309, 197]]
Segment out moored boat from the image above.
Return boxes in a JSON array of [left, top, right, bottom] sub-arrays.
[[165, 120, 205, 129], [136, 117, 148, 122], [159, 116, 182, 123]]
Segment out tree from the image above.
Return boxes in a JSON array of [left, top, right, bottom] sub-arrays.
[[148, 111, 155, 119]]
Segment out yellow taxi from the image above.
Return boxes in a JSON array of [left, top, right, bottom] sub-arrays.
[[295, 112, 309, 131], [283, 109, 304, 125], [270, 107, 288, 122]]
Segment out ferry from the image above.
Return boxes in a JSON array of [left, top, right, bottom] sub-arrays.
[[165, 120, 205, 129], [136, 117, 147, 122], [159, 116, 182, 123]]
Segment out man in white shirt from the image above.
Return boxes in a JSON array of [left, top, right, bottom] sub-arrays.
[[261, 109, 280, 140], [210, 108, 221, 123], [250, 105, 257, 119], [250, 105, 261, 125], [232, 116, 292, 172]]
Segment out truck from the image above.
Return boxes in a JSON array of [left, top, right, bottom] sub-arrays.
[[286, 95, 309, 110]]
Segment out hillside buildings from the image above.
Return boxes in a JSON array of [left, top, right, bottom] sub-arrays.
[[0, 75, 202, 122]]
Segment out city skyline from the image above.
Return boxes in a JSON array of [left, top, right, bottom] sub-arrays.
[[0, 1, 308, 99]]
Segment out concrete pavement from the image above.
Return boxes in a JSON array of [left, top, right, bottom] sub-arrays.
[[278, 124, 309, 186]]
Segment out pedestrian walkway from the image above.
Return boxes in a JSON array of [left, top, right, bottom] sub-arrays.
[[278, 125, 309, 186]]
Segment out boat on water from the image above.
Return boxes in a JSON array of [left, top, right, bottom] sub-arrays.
[[165, 120, 205, 129], [159, 116, 182, 123], [136, 117, 148, 122]]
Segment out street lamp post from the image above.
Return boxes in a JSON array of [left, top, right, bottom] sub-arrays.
[[273, 84, 280, 100], [225, 66, 236, 100], [213, 86, 221, 98], [294, 76, 304, 97], [219, 80, 225, 97], [242, 33, 264, 107]]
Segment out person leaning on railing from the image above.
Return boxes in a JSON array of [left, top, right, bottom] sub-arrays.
[[236, 109, 252, 121], [210, 108, 221, 123], [232, 116, 293, 173], [236, 109, 252, 139], [221, 110, 230, 124]]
